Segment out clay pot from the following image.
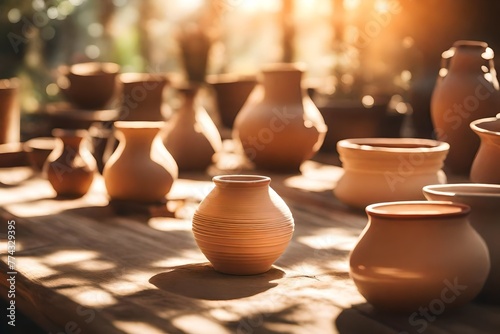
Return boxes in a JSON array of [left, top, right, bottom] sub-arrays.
[[424, 183, 500, 304], [162, 84, 222, 172], [350, 201, 490, 313], [103, 121, 178, 203], [335, 138, 449, 209], [470, 116, 500, 184], [192, 175, 294, 275], [207, 74, 257, 129], [44, 129, 97, 197], [23, 137, 57, 172], [58, 62, 120, 109], [233, 63, 327, 171], [0, 78, 20, 144], [119, 73, 168, 121], [430, 40, 500, 175]]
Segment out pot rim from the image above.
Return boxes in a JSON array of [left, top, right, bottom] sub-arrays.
[[0, 78, 20, 91], [366, 200, 470, 219], [67, 62, 120, 76], [119, 72, 168, 84], [337, 138, 449, 153], [261, 62, 306, 73], [213, 174, 271, 187], [114, 121, 165, 129], [423, 183, 500, 199], [470, 116, 500, 136], [23, 137, 57, 151]]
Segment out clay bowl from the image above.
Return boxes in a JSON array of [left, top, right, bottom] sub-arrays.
[[58, 62, 120, 109], [423, 183, 500, 304], [23, 137, 57, 171]]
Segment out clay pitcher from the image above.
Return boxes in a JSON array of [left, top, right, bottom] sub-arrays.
[[470, 116, 500, 184], [0, 78, 20, 144]]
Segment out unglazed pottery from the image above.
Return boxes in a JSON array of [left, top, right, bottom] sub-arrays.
[[44, 129, 97, 197], [23, 137, 57, 171], [192, 175, 294, 275], [470, 116, 500, 184], [162, 84, 222, 171], [103, 121, 178, 203], [58, 62, 120, 109], [350, 201, 490, 312], [0, 78, 20, 144], [335, 138, 449, 209], [424, 183, 500, 303], [431, 40, 499, 175], [233, 63, 327, 171], [119, 73, 168, 121]]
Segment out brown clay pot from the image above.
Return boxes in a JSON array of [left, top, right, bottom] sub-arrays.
[[162, 84, 222, 172], [103, 121, 178, 203], [470, 116, 500, 184], [350, 201, 490, 313], [0, 78, 20, 144], [431, 40, 500, 175], [424, 183, 500, 304], [192, 175, 294, 275], [23, 137, 57, 172], [119, 73, 168, 121], [58, 62, 120, 110], [44, 129, 97, 198], [233, 63, 327, 171]]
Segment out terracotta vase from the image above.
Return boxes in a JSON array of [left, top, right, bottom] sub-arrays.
[[192, 175, 294, 275], [335, 138, 449, 209], [430, 40, 500, 175], [424, 183, 500, 304], [233, 63, 327, 171], [103, 121, 178, 203], [470, 116, 500, 184], [350, 201, 490, 313], [119, 73, 168, 121], [44, 129, 97, 197], [0, 78, 20, 144], [162, 85, 222, 171]]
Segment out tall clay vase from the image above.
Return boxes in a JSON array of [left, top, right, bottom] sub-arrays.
[[103, 121, 178, 203], [119, 73, 168, 121], [0, 78, 20, 144], [233, 63, 327, 171], [431, 40, 500, 175], [192, 175, 294, 275], [44, 129, 97, 198], [350, 201, 490, 313], [470, 116, 500, 184], [162, 85, 222, 171]]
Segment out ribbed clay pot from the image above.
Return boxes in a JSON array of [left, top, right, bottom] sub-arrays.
[[192, 175, 294, 275], [44, 129, 97, 197], [335, 138, 449, 209], [350, 201, 490, 313], [233, 63, 327, 171], [424, 183, 500, 304], [103, 121, 178, 203], [470, 116, 500, 184]]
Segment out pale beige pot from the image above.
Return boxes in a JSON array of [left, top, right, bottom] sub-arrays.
[[431, 40, 500, 175], [233, 63, 327, 171], [335, 138, 449, 209], [44, 129, 97, 198], [350, 201, 490, 313], [163, 85, 222, 171], [470, 116, 500, 184], [0, 78, 20, 144], [192, 175, 294, 275], [424, 183, 500, 304], [103, 121, 178, 203]]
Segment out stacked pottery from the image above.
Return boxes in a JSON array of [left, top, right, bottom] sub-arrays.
[[192, 175, 294, 275], [424, 183, 500, 304], [470, 116, 500, 184]]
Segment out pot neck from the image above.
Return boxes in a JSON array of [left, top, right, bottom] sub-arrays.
[[116, 126, 161, 150], [262, 69, 303, 103], [59, 136, 84, 151], [177, 86, 199, 120], [447, 44, 493, 74]]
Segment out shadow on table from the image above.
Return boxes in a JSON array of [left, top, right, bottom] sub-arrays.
[[150, 263, 284, 300]]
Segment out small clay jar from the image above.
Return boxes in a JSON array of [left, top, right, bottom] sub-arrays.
[[163, 84, 222, 171], [470, 116, 500, 184], [103, 121, 178, 203], [44, 129, 97, 197], [350, 201, 490, 313]]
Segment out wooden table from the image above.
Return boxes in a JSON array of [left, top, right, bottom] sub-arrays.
[[0, 157, 499, 334]]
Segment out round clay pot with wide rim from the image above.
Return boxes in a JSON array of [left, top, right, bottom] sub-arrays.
[[430, 40, 500, 175], [23, 137, 57, 172], [44, 129, 97, 198], [334, 138, 449, 209], [470, 116, 500, 184], [424, 183, 500, 304], [192, 175, 294, 275], [233, 63, 327, 172], [103, 121, 178, 203], [350, 201, 490, 313]]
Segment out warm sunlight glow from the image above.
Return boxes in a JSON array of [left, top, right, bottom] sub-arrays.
[[43, 250, 99, 266], [173, 315, 232, 334], [73, 288, 117, 307], [114, 321, 169, 334]]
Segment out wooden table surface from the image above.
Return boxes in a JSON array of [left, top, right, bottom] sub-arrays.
[[0, 154, 499, 334]]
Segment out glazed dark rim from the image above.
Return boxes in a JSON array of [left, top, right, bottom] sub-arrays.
[[366, 200, 470, 219], [423, 184, 500, 198], [470, 117, 500, 136], [213, 175, 271, 186], [337, 138, 449, 153]]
